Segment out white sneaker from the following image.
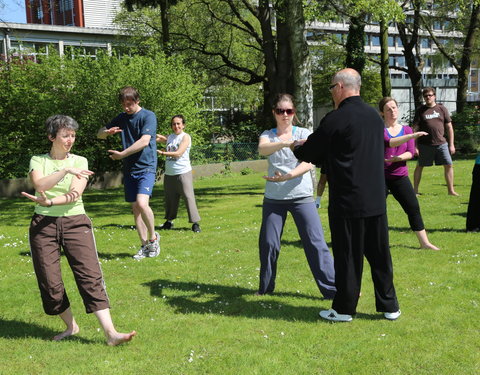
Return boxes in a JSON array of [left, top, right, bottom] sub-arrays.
[[146, 232, 161, 258], [319, 309, 353, 322], [384, 310, 401, 320], [133, 245, 147, 260]]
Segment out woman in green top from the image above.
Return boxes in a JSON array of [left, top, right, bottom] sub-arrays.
[[22, 115, 135, 346]]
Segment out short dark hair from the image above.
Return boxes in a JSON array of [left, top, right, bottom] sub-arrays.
[[171, 115, 186, 125], [422, 87, 436, 96], [45, 115, 78, 138], [118, 86, 140, 103]]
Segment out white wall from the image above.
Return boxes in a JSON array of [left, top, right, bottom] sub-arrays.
[[83, 0, 121, 29]]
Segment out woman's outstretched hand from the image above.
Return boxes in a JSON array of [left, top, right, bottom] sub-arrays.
[[21, 191, 51, 206]]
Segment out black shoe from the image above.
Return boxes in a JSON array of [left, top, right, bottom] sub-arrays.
[[160, 221, 173, 230], [192, 223, 201, 233]]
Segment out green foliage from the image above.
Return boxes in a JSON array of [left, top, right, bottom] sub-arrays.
[[312, 59, 382, 108], [451, 105, 480, 153], [0, 51, 205, 179], [240, 167, 254, 175]]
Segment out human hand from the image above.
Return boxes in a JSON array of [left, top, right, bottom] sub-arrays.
[[64, 167, 95, 179], [105, 127, 122, 135], [108, 150, 125, 160], [262, 171, 291, 182], [21, 191, 52, 206], [385, 156, 402, 163], [450, 144, 456, 155], [289, 139, 306, 152], [412, 131, 428, 139], [156, 134, 167, 143]]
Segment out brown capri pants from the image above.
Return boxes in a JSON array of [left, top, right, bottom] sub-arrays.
[[29, 214, 110, 315], [164, 170, 201, 223]]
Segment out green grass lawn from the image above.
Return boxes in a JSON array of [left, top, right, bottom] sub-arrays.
[[0, 159, 479, 375]]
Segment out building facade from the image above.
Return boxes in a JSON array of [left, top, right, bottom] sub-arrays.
[[1, 22, 127, 62], [25, 0, 121, 29]]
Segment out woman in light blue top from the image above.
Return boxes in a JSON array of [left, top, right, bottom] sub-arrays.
[[157, 115, 201, 232], [256, 94, 336, 298]]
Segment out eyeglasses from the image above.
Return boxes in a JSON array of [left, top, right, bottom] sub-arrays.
[[274, 108, 295, 116], [423, 94, 435, 98], [329, 83, 338, 91]]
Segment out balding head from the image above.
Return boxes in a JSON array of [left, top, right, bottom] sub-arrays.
[[330, 68, 361, 108]]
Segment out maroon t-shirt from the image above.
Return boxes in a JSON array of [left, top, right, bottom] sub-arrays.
[[413, 103, 451, 146]]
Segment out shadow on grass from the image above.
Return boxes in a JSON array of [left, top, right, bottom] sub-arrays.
[[388, 226, 466, 234], [143, 279, 331, 322], [0, 318, 94, 344], [19, 250, 133, 260]]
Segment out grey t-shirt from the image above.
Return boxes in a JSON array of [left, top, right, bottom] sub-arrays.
[[260, 126, 314, 201]]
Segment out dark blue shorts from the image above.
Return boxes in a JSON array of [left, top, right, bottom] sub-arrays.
[[124, 172, 156, 202]]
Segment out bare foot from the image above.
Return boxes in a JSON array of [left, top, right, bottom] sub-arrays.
[[420, 243, 440, 251], [53, 324, 80, 341], [448, 191, 459, 196], [107, 331, 136, 346]]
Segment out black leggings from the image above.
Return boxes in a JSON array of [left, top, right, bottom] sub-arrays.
[[386, 176, 424, 231]]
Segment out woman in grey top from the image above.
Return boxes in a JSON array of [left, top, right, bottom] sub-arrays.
[[256, 94, 336, 298]]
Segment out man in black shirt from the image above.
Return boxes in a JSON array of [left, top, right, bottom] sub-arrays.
[[292, 68, 400, 322]]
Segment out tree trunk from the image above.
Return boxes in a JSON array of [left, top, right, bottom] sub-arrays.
[[380, 20, 392, 98], [257, 0, 292, 128], [345, 16, 366, 75], [456, 5, 480, 114], [397, 1, 424, 111], [159, 0, 171, 55], [286, 0, 313, 129]]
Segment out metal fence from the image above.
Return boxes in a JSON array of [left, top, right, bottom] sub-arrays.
[[190, 143, 263, 165]]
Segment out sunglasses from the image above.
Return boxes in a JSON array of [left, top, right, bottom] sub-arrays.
[[423, 94, 435, 98], [274, 108, 295, 116]]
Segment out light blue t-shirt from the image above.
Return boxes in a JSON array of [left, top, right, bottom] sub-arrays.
[[260, 126, 314, 201]]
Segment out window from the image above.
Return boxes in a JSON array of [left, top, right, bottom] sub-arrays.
[[388, 36, 395, 47], [421, 38, 431, 49], [371, 36, 380, 47], [59, 0, 74, 12]]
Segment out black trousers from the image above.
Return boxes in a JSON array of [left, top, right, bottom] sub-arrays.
[[386, 176, 424, 231], [329, 213, 399, 315], [466, 164, 480, 231]]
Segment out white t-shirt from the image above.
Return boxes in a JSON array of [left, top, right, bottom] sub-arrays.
[[164, 132, 192, 176]]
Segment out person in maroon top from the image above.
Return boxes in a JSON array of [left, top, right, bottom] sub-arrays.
[[412, 87, 458, 196]]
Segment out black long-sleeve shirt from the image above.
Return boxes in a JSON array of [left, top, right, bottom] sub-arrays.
[[293, 96, 386, 218]]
